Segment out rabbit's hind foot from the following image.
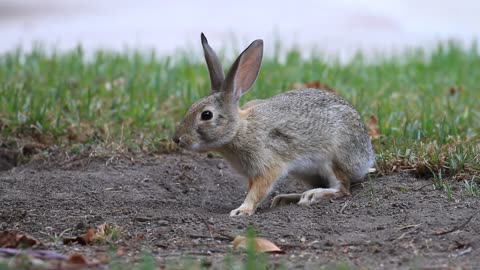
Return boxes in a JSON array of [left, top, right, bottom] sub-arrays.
[[297, 187, 347, 206]]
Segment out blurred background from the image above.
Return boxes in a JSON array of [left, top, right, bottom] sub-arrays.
[[1, 0, 479, 58]]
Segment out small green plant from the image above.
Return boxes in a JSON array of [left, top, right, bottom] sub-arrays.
[[244, 227, 268, 270], [70, 145, 82, 154], [94, 224, 121, 244], [137, 252, 156, 270], [367, 173, 377, 200], [443, 180, 454, 201], [432, 169, 444, 190], [40, 228, 71, 243], [463, 176, 480, 197], [431, 168, 455, 201]]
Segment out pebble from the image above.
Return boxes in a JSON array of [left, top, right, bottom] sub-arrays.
[[158, 220, 169, 226]]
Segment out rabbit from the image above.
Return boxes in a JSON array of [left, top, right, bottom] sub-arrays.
[[172, 33, 375, 216]]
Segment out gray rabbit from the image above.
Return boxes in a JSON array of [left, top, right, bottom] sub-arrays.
[[173, 33, 374, 216]]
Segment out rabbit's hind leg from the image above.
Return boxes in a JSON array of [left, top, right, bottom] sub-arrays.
[[297, 161, 351, 206], [270, 172, 328, 208], [270, 193, 302, 207], [297, 187, 346, 206]]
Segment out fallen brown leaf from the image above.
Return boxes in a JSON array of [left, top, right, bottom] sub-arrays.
[[78, 228, 95, 245], [368, 115, 381, 140], [62, 237, 78, 245], [62, 223, 120, 246], [62, 228, 95, 245], [115, 247, 126, 257], [0, 230, 40, 248], [136, 233, 145, 241], [292, 81, 338, 95], [232, 236, 285, 254], [67, 253, 88, 265]]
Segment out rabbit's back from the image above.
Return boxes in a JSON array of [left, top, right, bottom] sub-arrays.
[[238, 88, 374, 180], [245, 88, 365, 142]]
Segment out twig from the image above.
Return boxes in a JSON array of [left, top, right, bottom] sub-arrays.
[[201, 218, 235, 241], [389, 225, 420, 242], [203, 219, 214, 240], [188, 234, 231, 241], [397, 224, 421, 231], [211, 230, 235, 241], [454, 247, 472, 257], [277, 243, 308, 250], [339, 201, 350, 214], [413, 183, 433, 191], [434, 213, 477, 236], [394, 232, 408, 242], [185, 251, 214, 256]]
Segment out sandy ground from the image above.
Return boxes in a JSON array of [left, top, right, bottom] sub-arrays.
[[1, 0, 480, 59], [1, 152, 479, 269]]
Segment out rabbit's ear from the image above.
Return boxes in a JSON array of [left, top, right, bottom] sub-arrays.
[[223, 39, 263, 102], [201, 33, 225, 92]]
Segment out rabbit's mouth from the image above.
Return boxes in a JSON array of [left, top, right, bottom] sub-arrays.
[[182, 142, 200, 152], [172, 135, 201, 152]]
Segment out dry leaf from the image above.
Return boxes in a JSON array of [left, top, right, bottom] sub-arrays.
[[0, 230, 40, 248], [232, 236, 285, 254], [62, 237, 78, 245], [62, 223, 120, 246], [368, 115, 381, 139], [292, 81, 338, 95], [78, 228, 95, 245], [67, 253, 88, 265], [136, 233, 145, 241], [63, 228, 95, 245], [115, 247, 126, 257], [95, 224, 110, 238]]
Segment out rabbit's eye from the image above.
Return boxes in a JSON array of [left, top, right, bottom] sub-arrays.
[[201, 110, 213, 120]]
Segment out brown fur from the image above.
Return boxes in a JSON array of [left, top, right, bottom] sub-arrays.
[[231, 166, 284, 216], [332, 161, 351, 195]]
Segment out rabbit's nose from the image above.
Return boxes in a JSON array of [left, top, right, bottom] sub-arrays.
[[172, 136, 180, 144]]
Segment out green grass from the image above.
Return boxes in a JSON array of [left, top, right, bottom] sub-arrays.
[[0, 41, 479, 176], [463, 176, 480, 197]]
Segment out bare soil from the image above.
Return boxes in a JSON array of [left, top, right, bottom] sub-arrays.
[[0, 152, 479, 269]]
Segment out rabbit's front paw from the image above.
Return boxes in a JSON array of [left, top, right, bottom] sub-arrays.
[[230, 206, 254, 216]]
